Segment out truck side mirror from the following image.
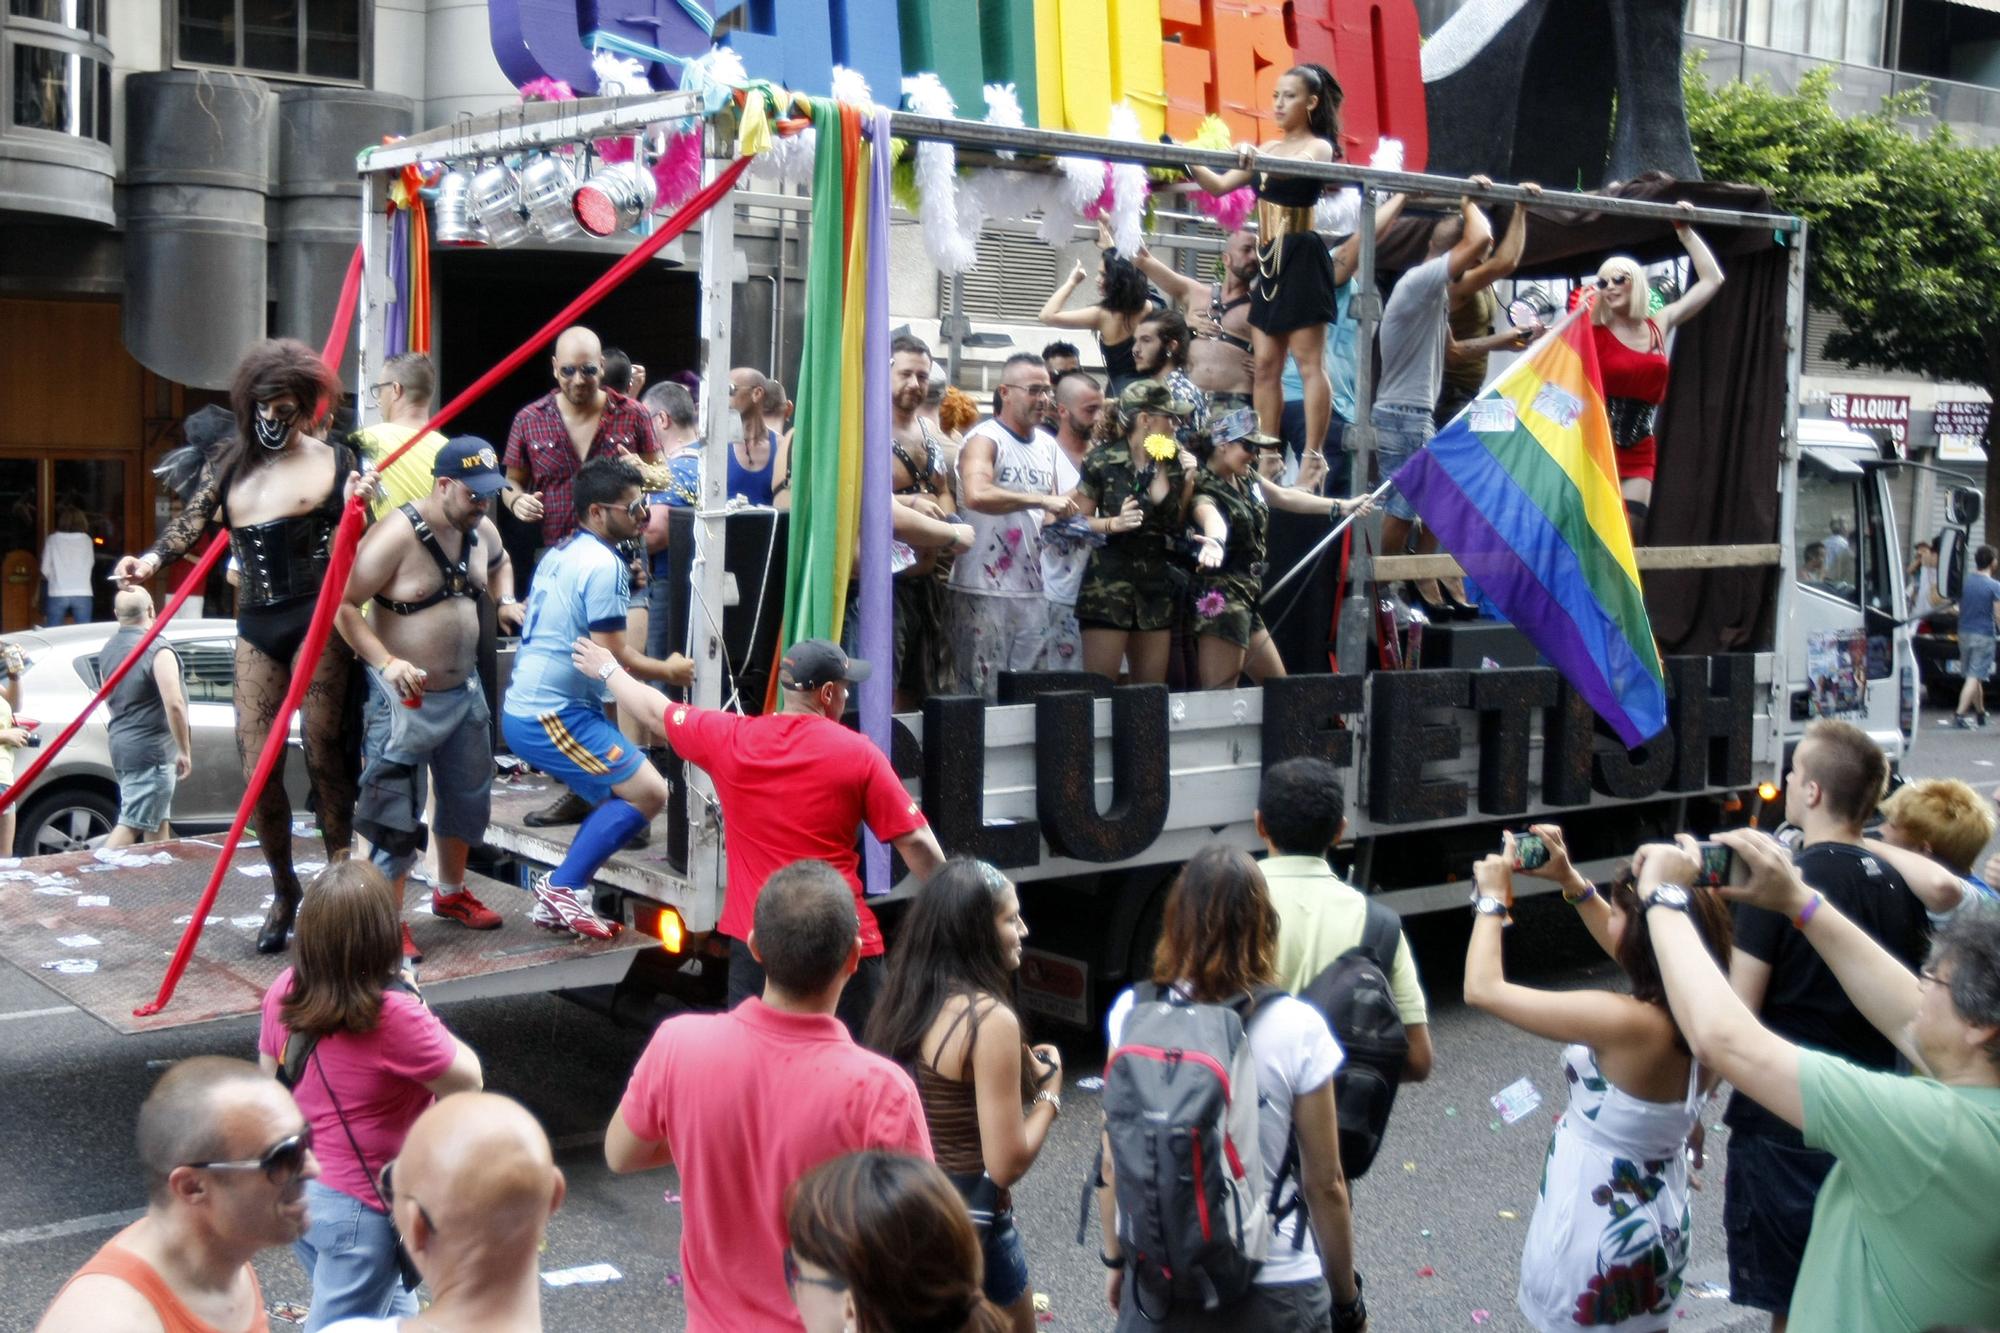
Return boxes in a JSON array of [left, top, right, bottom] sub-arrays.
[[1948, 486, 1982, 528], [1940, 529, 1968, 601]]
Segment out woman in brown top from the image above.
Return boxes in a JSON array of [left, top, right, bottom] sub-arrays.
[[865, 859, 1064, 1333]]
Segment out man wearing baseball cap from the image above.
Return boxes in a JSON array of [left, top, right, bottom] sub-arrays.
[[572, 634, 945, 1038], [334, 436, 513, 958]]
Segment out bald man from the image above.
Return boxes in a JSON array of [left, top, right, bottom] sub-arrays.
[[38, 1057, 316, 1333], [501, 325, 660, 556], [725, 366, 779, 505], [318, 1093, 563, 1333], [97, 586, 191, 849]]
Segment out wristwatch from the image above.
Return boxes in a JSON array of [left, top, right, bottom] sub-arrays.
[[1644, 883, 1693, 913], [1033, 1089, 1062, 1117], [1471, 892, 1508, 917], [596, 659, 619, 682]]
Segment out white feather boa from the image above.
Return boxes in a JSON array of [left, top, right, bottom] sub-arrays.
[[1104, 102, 1147, 259], [903, 73, 977, 274]]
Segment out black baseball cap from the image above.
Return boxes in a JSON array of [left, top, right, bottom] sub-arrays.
[[434, 436, 507, 496], [779, 638, 872, 690]]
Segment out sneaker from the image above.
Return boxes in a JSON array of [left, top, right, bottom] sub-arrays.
[[526, 875, 622, 942], [1955, 714, 1978, 730], [400, 922, 423, 963], [431, 886, 503, 931], [1981, 712, 1990, 728], [523, 788, 595, 827]]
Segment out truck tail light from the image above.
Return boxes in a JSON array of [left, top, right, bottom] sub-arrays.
[[631, 902, 687, 952]]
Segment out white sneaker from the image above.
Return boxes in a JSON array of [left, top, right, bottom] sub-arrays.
[[526, 874, 621, 941]]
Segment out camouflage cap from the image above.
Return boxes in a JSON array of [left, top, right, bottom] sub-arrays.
[[1117, 378, 1201, 419]]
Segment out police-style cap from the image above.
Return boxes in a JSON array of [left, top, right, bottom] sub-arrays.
[[434, 436, 507, 496], [779, 638, 872, 690], [1118, 379, 1201, 419]]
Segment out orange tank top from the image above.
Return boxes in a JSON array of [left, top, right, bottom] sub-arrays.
[[64, 1238, 271, 1333]]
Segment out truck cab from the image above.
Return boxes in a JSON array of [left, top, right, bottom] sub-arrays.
[[1786, 419, 1918, 768]]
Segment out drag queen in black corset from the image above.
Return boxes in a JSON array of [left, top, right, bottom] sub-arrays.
[[1189, 64, 1344, 470]]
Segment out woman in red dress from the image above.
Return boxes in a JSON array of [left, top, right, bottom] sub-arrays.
[[1590, 202, 1725, 543]]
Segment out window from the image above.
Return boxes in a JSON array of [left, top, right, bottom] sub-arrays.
[[8, 0, 102, 34], [1734, 0, 1886, 66], [175, 639, 240, 706], [1796, 466, 1863, 604], [176, 0, 364, 84], [11, 41, 107, 141]]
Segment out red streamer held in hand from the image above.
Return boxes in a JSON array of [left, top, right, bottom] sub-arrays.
[[136, 153, 756, 1016]]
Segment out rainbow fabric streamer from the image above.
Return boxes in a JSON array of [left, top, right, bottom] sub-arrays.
[[1391, 309, 1666, 747]]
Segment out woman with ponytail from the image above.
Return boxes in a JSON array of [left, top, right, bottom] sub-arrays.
[[786, 1150, 1012, 1333], [1188, 64, 1345, 470]]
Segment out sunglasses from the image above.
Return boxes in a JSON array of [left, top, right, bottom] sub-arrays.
[[558, 364, 603, 379], [188, 1125, 314, 1185], [1594, 274, 1631, 290], [783, 1247, 847, 1295], [365, 382, 397, 403], [1003, 383, 1053, 398], [379, 1158, 440, 1236]]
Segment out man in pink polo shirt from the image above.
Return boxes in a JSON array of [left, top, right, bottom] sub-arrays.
[[603, 859, 932, 1331]]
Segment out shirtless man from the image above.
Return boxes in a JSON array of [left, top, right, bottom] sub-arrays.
[[1135, 228, 1258, 413], [881, 336, 974, 704], [336, 437, 507, 958]]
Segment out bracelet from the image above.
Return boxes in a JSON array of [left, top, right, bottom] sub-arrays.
[[1563, 883, 1598, 905], [1099, 1250, 1124, 1270], [1033, 1089, 1062, 1116], [1792, 891, 1823, 930]]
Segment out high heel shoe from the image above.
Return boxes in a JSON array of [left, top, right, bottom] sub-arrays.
[[1401, 581, 1448, 619], [1439, 586, 1481, 621], [256, 883, 300, 954]]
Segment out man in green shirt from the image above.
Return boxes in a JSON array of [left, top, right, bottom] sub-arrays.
[[1255, 757, 1434, 1083], [1636, 828, 2000, 1332]]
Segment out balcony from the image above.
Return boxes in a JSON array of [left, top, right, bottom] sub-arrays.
[[0, 0, 114, 225], [1689, 34, 2000, 146]]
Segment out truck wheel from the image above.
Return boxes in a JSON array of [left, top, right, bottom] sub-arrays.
[[14, 786, 117, 858]]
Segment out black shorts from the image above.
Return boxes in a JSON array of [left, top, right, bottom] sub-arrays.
[[1722, 1129, 1836, 1314]]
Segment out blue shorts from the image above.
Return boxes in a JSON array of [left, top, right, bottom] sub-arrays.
[[501, 703, 645, 804], [1961, 631, 1995, 681], [1372, 402, 1435, 523], [116, 761, 177, 832], [359, 677, 493, 880]]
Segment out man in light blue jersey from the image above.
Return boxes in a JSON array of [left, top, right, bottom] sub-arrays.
[[502, 457, 695, 939]]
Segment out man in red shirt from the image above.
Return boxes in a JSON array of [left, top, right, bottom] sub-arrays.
[[604, 860, 933, 1332], [574, 635, 944, 1037]]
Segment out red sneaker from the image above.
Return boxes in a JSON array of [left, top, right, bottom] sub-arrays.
[[400, 921, 423, 963], [431, 886, 503, 930]]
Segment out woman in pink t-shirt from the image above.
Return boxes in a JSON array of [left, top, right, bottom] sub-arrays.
[[257, 862, 482, 1331]]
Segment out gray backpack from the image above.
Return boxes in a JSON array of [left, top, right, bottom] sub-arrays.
[[1097, 983, 1283, 1318]]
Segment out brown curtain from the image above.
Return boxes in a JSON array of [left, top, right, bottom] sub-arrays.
[[1372, 174, 1789, 654]]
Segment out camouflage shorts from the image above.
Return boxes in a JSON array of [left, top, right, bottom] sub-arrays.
[[1190, 577, 1264, 649], [1076, 559, 1182, 633]]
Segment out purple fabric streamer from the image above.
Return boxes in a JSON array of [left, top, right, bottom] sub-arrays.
[[858, 106, 895, 896], [385, 210, 409, 360]]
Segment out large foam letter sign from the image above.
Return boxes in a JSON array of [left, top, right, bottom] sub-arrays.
[[900, 0, 987, 114], [980, 0, 1040, 127], [489, 0, 599, 93], [714, 0, 904, 102], [1289, 0, 1427, 169]]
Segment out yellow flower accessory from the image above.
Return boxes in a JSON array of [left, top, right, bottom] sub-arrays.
[[1143, 433, 1178, 462]]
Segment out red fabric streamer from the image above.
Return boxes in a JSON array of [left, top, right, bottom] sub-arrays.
[[138, 153, 756, 1015], [320, 243, 366, 372], [0, 530, 230, 818]]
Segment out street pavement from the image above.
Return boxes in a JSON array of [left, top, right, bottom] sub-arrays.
[[0, 707, 1991, 1332]]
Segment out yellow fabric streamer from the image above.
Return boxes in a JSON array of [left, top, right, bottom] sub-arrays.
[[828, 133, 872, 634]]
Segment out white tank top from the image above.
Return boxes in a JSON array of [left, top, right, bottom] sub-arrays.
[[950, 417, 1059, 599]]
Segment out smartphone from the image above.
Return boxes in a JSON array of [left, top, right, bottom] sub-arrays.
[[1692, 841, 1734, 887], [1513, 832, 1550, 871]]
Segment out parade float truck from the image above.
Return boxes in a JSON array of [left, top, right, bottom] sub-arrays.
[[0, 94, 1961, 1034]]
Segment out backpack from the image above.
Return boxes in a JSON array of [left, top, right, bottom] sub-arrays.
[[1090, 982, 1285, 1319], [1293, 899, 1409, 1184]]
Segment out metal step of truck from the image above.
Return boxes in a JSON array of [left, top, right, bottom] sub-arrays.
[[0, 834, 653, 1034]]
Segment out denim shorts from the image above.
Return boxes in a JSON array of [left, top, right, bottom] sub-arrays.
[[294, 1179, 417, 1332], [947, 1172, 1032, 1308], [1372, 402, 1436, 522], [1722, 1129, 1836, 1314], [1961, 631, 1995, 681], [359, 677, 493, 880], [116, 761, 177, 832]]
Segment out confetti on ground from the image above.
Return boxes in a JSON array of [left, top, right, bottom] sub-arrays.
[[1444, 1106, 1457, 1116], [1691, 1282, 1732, 1300], [664, 1272, 683, 1290], [230, 915, 266, 930], [1034, 1293, 1051, 1313], [1471, 1311, 1492, 1325], [76, 894, 109, 907], [1490, 1076, 1542, 1124], [1076, 1076, 1104, 1091], [1417, 1266, 1436, 1278], [173, 914, 224, 926], [1497, 1210, 1518, 1220], [1403, 1161, 1417, 1173], [268, 1300, 309, 1324], [1489, 1121, 1503, 1132], [1420, 1229, 1432, 1238], [92, 848, 173, 868], [662, 1190, 681, 1205], [41, 959, 98, 974], [56, 934, 100, 948], [542, 1263, 622, 1287]]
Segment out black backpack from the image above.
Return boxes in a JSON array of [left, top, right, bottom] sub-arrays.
[[1291, 900, 1409, 1185]]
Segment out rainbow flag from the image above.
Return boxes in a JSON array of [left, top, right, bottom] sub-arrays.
[[1391, 309, 1666, 747]]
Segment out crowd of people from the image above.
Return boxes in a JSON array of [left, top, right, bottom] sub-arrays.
[[30, 716, 2000, 1332]]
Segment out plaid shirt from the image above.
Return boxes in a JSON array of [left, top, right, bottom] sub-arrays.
[[502, 390, 658, 548]]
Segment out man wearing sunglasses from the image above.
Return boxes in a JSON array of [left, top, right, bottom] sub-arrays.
[[38, 1056, 315, 1333], [500, 324, 660, 578], [502, 458, 695, 942]]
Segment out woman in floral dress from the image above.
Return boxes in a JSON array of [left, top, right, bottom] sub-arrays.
[[1462, 828, 1733, 1331]]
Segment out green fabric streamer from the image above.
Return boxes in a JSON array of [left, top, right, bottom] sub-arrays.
[[779, 98, 851, 648]]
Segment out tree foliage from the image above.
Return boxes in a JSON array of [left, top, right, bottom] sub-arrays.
[[1683, 58, 2000, 404]]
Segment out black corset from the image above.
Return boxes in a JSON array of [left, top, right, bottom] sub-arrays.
[[231, 513, 333, 608]]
